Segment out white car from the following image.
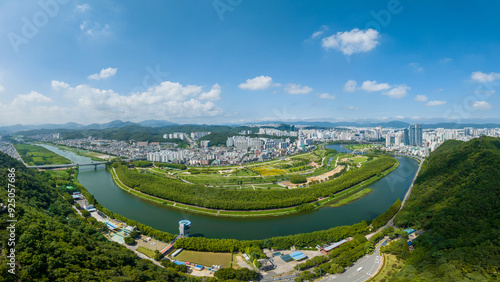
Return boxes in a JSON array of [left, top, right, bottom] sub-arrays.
[[357, 267, 364, 272]]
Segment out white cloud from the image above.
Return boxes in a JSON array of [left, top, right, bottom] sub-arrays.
[[12, 91, 52, 106], [76, 3, 90, 12], [471, 101, 493, 110], [0, 84, 4, 92], [347, 106, 359, 110], [318, 93, 335, 99], [51, 80, 70, 90], [414, 95, 428, 102], [409, 62, 424, 72], [426, 100, 447, 106], [198, 84, 221, 101], [343, 80, 357, 92], [383, 84, 410, 98], [361, 80, 390, 92], [284, 83, 313, 95], [88, 67, 118, 80], [321, 28, 380, 55], [239, 76, 274, 90], [310, 25, 328, 39], [81, 22, 111, 37], [471, 71, 500, 83], [62, 81, 223, 119]]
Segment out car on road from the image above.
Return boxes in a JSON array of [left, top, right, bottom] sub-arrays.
[[357, 267, 364, 272]]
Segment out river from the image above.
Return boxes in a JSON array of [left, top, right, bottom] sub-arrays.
[[39, 144, 419, 240]]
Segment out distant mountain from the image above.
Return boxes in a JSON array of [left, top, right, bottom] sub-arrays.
[[244, 120, 500, 129], [0, 120, 177, 133], [137, 119, 177, 127], [83, 120, 137, 130]]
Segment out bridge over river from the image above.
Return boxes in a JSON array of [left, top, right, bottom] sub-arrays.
[[27, 157, 146, 170]]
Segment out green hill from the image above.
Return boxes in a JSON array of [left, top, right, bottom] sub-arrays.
[[392, 137, 500, 281], [0, 153, 193, 281]]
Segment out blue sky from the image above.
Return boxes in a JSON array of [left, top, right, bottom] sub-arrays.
[[0, 0, 499, 125]]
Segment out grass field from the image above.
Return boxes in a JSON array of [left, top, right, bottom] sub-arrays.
[[174, 250, 232, 268], [330, 188, 372, 207], [14, 143, 72, 166], [137, 246, 156, 258], [252, 166, 287, 176], [368, 253, 404, 281]]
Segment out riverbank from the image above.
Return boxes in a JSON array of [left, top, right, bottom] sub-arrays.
[[109, 159, 400, 218], [330, 188, 373, 208], [47, 143, 115, 161]]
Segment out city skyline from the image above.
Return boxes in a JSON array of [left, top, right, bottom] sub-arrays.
[[1, 1, 500, 126]]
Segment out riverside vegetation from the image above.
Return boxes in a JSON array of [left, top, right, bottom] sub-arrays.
[[111, 156, 396, 211]]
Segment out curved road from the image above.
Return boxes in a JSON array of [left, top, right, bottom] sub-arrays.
[[318, 239, 386, 282]]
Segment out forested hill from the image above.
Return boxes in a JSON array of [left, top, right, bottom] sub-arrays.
[[0, 153, 196, 281], [393, 137, 500, 280]]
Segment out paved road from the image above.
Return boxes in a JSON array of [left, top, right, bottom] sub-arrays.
[[318, 240, 385, 282], [261, 273, 297, 282]]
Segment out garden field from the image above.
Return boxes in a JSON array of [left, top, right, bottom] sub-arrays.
[[174, 250, 232, 268]]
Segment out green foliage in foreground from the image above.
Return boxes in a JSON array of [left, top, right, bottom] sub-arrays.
[[0, 152, 195, 281], [391, 137, 500, 281], [113, 156, 396, 210]]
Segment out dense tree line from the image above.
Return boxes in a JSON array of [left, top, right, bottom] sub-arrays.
[[289, 174, 307, 184], [174, 222, 369, 252], [371, 198, 401, 230], [214, 268, 258, 281], [0, 153, 196, 281], [390, 137, 500, 280], [113, 157, 396, 210]]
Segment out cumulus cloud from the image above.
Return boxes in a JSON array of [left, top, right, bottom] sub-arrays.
[[88, 67, 118, 80], [284, 83, 313, 95], [471, 101, 493, 110], [63, 81, 223, 118], [426, 100, 447, 106], [360, 80, 390, 92], [343, 80, 357, 92], [471, 71, 500, 83], [318, 93, 335, 99], [347, 106, 360, 110], [0, 84, 4, 92], [321, 28, 380, 55], [239, 75, 275, 90], [383, 84, 410, 98], [414, 95, 428, 102], [51, 80, 70, 90], [198, 83, 221, 101], [12, 91, 52, 106]]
